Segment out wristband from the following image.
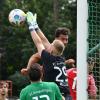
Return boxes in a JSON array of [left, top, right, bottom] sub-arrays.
[[35, 27, 40, 32], [30, 28, 35, 32], [29, 26, 35, 32]]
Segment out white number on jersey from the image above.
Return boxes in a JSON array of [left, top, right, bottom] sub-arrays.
[[32, 95, 50, 100], [54, 66, 68, 86]]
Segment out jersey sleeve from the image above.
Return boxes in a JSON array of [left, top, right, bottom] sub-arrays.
[[53, 83, 62, 100], [41, 50, 55, 64], [20, 89, 26, 100]]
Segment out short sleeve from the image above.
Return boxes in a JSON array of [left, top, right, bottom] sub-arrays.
[[41, 50, 55, 64], [53, 83, 62, 100], [20, 89, 26, 100]]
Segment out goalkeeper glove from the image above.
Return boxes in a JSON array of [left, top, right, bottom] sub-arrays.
[[26, 11, 38, 31]]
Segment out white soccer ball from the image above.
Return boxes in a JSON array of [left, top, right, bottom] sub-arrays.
[[8, 9, 26, 26]]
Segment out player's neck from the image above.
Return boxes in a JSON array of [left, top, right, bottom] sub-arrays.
[[31, 79, 42, 83]]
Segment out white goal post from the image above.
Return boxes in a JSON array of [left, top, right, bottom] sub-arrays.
[[77, 0, 88, 100]]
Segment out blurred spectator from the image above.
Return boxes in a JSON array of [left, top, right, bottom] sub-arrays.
[[0, 81, 8, 100]]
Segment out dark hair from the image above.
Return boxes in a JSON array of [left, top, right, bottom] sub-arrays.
[[55, 27, 70, 38], [28, 63, 42, 81]]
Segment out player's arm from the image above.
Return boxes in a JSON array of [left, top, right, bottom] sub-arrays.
[[26, 12, 45, 56], [30, 30, 45, 56], [36, 28, 51, 49], [27, 53, 41, 69], [21, 53, 41, 75], [26, 12, 51, 49]]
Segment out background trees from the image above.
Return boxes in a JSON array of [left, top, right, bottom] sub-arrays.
[[0, 0, 76, 96]]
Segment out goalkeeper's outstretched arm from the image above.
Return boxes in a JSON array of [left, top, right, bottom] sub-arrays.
[[30, 30, 45, 57], [26, 11, 51, 49], [26, 11, 45, 56], [36, 28, 51, 50]]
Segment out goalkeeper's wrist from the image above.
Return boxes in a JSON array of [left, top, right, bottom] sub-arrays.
[[29, 26, 35, 32], [29, 23, 39, 32], [35, 27, 40, 32]]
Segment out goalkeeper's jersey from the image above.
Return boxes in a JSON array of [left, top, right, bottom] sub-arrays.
[[20, 82, 62, 100], [41, 50, 69, 96]]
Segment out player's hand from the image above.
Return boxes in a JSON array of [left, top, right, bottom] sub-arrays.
[[21, 68, 28, 76], [26, 11, 38, 30]]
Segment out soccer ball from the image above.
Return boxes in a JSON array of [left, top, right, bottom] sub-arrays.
[[8, 9, 26, 26]]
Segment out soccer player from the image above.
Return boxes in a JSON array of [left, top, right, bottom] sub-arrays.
[[0, 81, 8, 100], [25, 12, 70, 100], [20, 63, 64, 100], [66, 57, 97, 100], [21, 27, 69, 74]]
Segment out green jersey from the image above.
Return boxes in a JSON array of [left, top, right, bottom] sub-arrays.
[[20, 82, 62, 100]]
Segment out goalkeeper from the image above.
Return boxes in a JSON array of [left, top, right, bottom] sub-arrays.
[[21, 27, 70, 74], [25, 11, 72, 100]]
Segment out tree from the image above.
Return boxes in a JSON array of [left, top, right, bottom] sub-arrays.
[[53, 0, 59, 22]]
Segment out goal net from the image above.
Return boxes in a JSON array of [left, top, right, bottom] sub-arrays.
[[77, 0, 100, 99], [88, 0, 100, 99]]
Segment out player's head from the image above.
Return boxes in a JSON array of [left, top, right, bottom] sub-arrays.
[[87, 57, 95, 73], [65, 59, 75, 67], [50, 40, 65, 56], [0, 81, 8, 98], [28, 63, 43, 82], [55, 27, 70, 46]]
